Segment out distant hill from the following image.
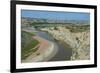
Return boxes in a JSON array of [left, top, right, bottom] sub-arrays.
[[21, 17, 90, 25]]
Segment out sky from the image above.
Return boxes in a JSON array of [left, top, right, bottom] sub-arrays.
[[21, 10, 90, 21]]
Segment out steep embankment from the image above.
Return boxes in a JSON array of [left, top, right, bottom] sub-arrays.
[[41, 26, 90, 60]]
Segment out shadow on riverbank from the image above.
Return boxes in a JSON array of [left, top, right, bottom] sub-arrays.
[[49, 40, 73, 61]]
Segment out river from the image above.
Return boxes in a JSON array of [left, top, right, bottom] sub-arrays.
[[35, 30, 72, 61]]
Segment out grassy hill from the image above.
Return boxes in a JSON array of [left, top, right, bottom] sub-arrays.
[[21, 31, 39, 60]]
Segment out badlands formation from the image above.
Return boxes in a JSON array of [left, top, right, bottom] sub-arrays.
[[41, 26, 90, 60]]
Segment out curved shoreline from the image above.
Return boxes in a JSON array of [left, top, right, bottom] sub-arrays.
[[22, 36, 58, 63], [42, 42, 58, 61]]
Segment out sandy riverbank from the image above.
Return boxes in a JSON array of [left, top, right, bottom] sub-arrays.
[[22, 36, 58, 63]]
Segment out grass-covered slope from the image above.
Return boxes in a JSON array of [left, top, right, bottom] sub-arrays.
[[21, 31, 39, 60]]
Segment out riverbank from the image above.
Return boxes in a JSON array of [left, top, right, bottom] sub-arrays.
[[40, 26, 90, 60], [22, 35, 58, 63]]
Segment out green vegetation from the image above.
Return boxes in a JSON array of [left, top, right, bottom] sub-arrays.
[[22, 30, 35, 36], [54, 27, 58, 30], [37, 53, 40, 56], [21, 31, 39, 60], [65, 25, 90, 33], [75, 52, 79, 59]]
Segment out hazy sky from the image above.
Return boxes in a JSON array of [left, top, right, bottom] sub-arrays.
[[21, 10, 90, 21]]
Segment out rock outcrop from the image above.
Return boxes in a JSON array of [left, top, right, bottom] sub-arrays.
[[40, 26, 90, 60]]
